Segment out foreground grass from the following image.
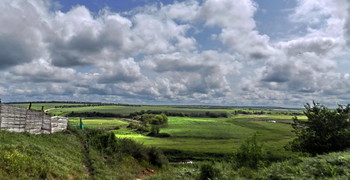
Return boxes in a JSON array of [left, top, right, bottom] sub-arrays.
[[147, 150, 350, 180], [0, 129, 167, 180], [0, 130, 87, 179]]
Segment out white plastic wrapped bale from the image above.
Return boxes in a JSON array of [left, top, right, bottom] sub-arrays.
[[51, 116, 68, 133]]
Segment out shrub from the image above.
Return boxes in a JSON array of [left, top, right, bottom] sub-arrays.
[[289, 102, 350, 154], [150, 125, 160, 136], [86, 130, 168, 168], [232, 134, 265, 169], [198, 163, 221, 180], [148, 147, 169, 168]]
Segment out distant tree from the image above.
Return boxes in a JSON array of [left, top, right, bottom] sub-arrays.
[[150, 125, 160, 136], [140, 113, 168, 126], [289, 102, 350, 154], [160, 113, 168, 125]]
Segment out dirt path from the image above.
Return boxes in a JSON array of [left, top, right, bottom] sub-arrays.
[[68, 130, 94, 179]]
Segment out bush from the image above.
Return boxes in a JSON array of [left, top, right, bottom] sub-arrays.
[[148, 147, 169, 168], [198, 163, 221, 180], [289, 102, 350, 154], [127, 123, 150, 133], [86, 130, 168, 168], [149, 125, 160, 136], [232, 134, 265, 169]]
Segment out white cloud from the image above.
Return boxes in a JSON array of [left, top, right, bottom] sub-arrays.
[[97, 58, 143, 83], [200, 0, 257, 29], [198, 0, 277, 60], [161, 0, 200, 22], [1, 0, 350, 106], [0, 0, 50, 69], [276, 37, 341, 57], [9, 59, 76, 82]]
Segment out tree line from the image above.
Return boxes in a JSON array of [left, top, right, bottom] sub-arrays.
[[67, 110, 228, 118]]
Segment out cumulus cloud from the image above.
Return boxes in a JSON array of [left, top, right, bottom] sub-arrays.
[[276, 37, 340, 57], [8, 60, 76, 83], [97, 58, 142, 83], [141, 51, 241, 99], [198, 0, 276, 60], [238, 0, 350, 106], [50, 6, 133, 67], [161, 0, 200, 22], [1, 0, 350, 105], [0, 0, 50, 69]]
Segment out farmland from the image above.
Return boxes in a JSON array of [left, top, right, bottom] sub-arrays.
[[114, 116, 294, 155], [34, 103, 304, 161], [69, 117, 129, 129], [40, 104, 301, 117]]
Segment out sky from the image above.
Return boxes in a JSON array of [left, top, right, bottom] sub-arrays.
[[0, 0, 350, 107]]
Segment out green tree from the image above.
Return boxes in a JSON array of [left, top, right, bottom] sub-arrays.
[[290, 102, 350, 154], [160, 113, 168, 125], [150, 125, 160, 136]]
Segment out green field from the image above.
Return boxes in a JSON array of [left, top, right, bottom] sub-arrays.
[[113, 116, 295, 156], [38, 103, 302, 160], [47, 105, 231, 116], [69, 117, 129, 129]]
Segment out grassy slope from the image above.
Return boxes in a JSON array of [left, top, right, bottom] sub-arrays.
[[0, 130, 88, 179], [0, 129, 152, 180]]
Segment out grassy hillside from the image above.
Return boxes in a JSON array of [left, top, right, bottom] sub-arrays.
[[0, 129, 167, 180], [0, 130, 87, 179]]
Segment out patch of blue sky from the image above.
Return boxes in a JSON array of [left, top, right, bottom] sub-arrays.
[[254, 0, 299, 42], [57, 0, 136, 13], [333, 51, 350, 74], [190, 24, 225, 51], [74, 66, 96, 73]]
